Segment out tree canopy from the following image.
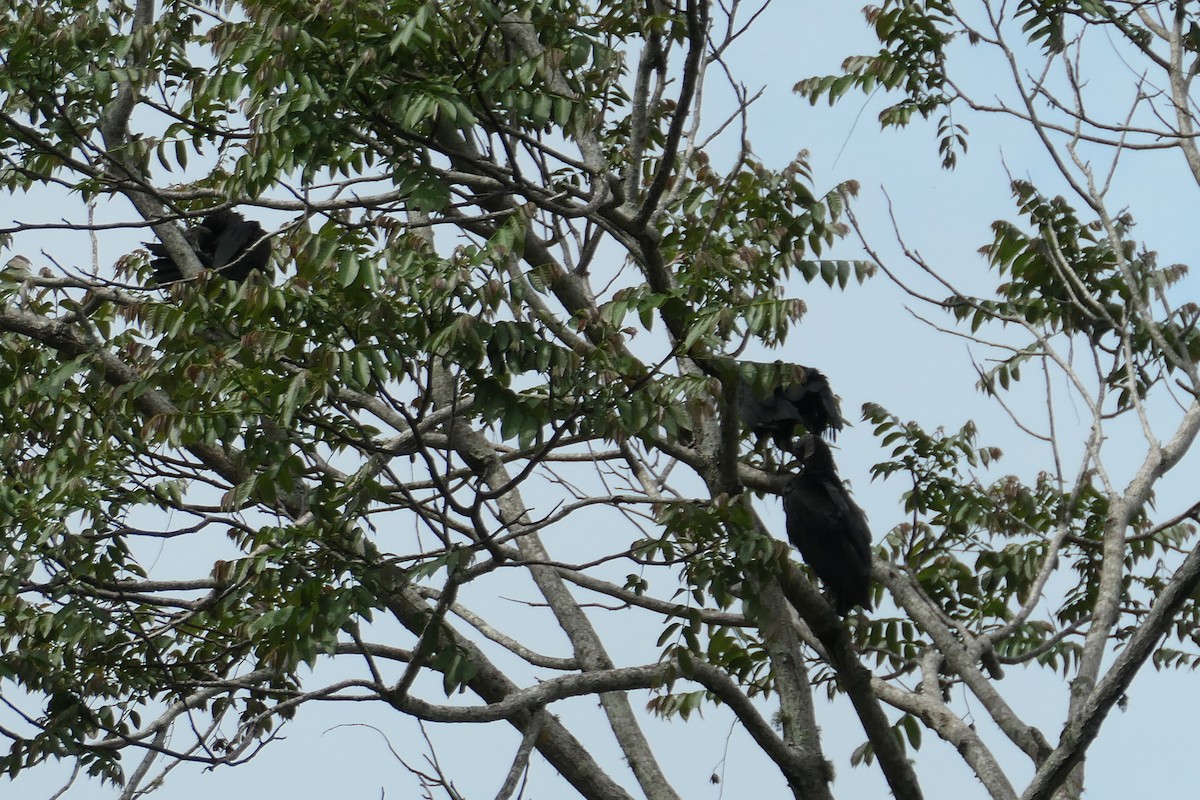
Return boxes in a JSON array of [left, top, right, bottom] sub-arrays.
[[2, 1, 1200, 799]]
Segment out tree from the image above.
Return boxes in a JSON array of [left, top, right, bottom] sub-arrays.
[[0, 1, 1197, 799]]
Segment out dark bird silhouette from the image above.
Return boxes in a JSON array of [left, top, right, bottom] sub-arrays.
[[146, 210, 271, 285], [736, 362, 844, 451], [783, 434, 872, 615]]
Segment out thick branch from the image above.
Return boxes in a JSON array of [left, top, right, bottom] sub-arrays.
[[882, 563, 1051, 765], [429, 362, 681, 800], [1022, 522, 1200, 800], [380, 583, 637, 800], [778, 566, 926, 800]]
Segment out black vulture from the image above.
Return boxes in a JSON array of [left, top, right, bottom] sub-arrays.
[[736, 362, 844, 450], [146, 210, 271, 285], [783, 433, 872, 615]]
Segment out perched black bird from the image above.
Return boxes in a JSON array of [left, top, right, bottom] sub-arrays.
[[736, 362, 844, 451], [146, 210, 271, 285], [783, 434, 872, 615]]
